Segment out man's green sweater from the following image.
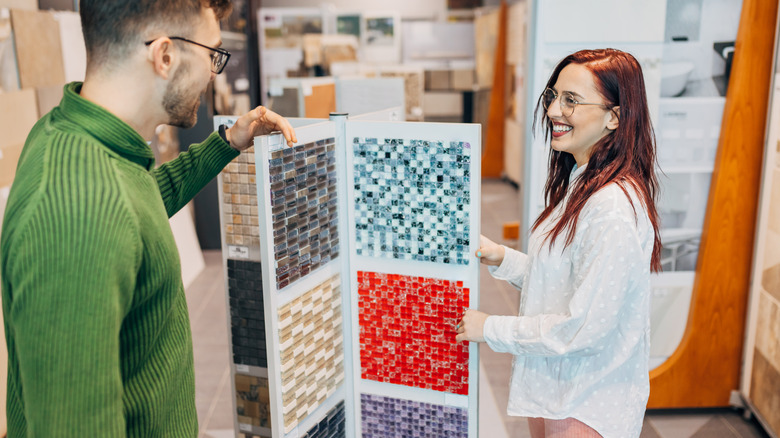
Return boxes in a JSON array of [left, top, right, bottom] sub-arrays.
[[0, 82, 239, 437]]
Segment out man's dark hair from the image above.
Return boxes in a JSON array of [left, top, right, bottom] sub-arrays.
[[80, 0, 232, 70]]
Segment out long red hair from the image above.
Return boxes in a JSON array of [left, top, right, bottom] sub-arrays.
[[531, 48, 662, 272]]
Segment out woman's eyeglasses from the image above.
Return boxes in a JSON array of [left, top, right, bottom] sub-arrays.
[[145, 36, 231, 74], [542, 88, 608, 117]]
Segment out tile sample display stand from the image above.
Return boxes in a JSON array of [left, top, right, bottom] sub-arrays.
[[215, 114, 481, 438]]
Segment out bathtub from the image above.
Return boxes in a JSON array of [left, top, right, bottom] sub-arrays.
[[661, 61, 696, 97], [649, 271, 695, 370]]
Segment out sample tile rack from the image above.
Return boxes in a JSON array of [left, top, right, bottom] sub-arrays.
[[215, 115, 481, 438]]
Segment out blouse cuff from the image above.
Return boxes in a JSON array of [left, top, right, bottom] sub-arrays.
[[483, 315, 514, 354], [488, 246, 528, 282]]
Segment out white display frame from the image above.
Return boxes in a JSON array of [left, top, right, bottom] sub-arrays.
[[343, 120, 482, 438], [216, 115, 481, 437]]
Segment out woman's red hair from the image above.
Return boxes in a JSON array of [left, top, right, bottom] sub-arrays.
[[532, 48, 662, 272]]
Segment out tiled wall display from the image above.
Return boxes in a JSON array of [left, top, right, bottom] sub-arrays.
[[361, 394, 468, 438], [300, 401, 346, 438], [277, 274, 345, 433], [352, 137, 471, 265], [236, 374, 272, 430], [268, 138, 339, 290], [228, 259, 267, 368], [222, 146, 260, 248], [357, 271, 470, 394], [217, 117, 480, 438]]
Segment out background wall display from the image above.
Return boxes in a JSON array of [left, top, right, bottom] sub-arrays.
[[741, 20, 780, 434], [215, 115, 480, 437], [523, 0, 746, 398]]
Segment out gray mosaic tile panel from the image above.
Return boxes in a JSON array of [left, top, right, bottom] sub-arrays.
[[268, 138, 339, 290], [361, 393, 468, 437], [353, 137, 471, 265]]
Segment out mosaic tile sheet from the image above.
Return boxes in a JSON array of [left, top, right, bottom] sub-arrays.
[[353, 137, 471, 265], [358, 271, 469, 394], [236, 374, 272, 429], [269, 139, 339, 290], [361, 394, 468, 437], [228, 259, 267, 368], [222, 147, 259, 247], [278, 274, 345, 432], [300, 401, 346, 438], [378, 70, 424, 121]]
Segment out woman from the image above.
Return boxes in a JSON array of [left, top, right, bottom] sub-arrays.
[[455, 48, 662, 438]]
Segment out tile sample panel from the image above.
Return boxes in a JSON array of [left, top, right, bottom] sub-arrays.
[[222, 146, 259, 248], [227, 259, 267, 368], [300, 401, 346, 438], [268, 138, 339, 290], [357, 271, 469, 394], [236, 374, 272, 429], [352, 137, 471, 265], [361, 393, 468, 437], [277, 274, 345, 432]]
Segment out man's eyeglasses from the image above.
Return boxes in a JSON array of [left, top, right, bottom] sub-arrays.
[[145, 36, 231, 74], [542, 88, 609, 117]]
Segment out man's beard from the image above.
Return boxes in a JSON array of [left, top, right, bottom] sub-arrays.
[[162, 61, 203, 128]]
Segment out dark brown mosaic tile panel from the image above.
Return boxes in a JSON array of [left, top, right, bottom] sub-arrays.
[[268, 138, 339, 290], [228, 259, 267, 368]]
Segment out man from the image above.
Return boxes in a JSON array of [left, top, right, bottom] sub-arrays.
[[0, 0, 296, 436]]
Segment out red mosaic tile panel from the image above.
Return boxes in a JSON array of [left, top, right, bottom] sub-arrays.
[[357, 271, 469, 394]]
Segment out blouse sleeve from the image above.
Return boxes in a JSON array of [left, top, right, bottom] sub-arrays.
[[488, 245, 529, 290], [482, 212, 648, 357]]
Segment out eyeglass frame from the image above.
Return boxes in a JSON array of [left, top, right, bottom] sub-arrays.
[[144, 36, 231, 74], [541, 87, 612, 117]]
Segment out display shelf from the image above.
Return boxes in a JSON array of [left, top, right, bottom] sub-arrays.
[[216, 115, 481, 437]]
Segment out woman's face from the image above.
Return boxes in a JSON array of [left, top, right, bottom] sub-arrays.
[[546, 64, 619, 166]]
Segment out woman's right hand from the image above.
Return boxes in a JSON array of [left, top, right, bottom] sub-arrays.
[[475, 234, 505, 266]]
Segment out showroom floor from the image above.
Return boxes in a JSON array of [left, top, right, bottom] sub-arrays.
[[186, 180, 769, 438]]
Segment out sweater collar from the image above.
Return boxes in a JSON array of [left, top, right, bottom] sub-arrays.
[[59, 82, 155, 170]]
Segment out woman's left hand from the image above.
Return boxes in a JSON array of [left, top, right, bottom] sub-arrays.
[[455, 309, 489, 343]]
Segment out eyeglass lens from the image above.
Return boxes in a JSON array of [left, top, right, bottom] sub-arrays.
[[212, 53, 225, 73], [542, 89, 574, 117]]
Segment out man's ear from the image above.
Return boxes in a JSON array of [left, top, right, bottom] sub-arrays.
[[607, 106, 620, 131], [147, 38, 175, 80]]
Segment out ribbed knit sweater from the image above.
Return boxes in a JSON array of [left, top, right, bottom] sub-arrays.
[[1, 82, 239, 437]]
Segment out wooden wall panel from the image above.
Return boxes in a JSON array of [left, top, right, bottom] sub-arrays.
[[647, 0, 779, 407]]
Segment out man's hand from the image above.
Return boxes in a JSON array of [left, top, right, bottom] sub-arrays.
[[455, 308, 488, 343], [226, 106, 297, 151]]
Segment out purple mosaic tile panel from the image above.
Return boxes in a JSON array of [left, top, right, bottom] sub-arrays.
[[361, 393, 468, 437]]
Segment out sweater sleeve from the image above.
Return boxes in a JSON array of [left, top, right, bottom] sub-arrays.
[[483, 213, 646, 357], [153, 131, 240, 217], [5, 148, 139, 436]]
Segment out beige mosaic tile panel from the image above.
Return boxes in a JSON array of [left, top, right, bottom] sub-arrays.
[[235, 373, 272, 429], [222, 146, 260, 247], [277, 274, 344, 433]]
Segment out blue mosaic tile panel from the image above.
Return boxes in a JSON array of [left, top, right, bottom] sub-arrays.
[[352, 137, 471, 265], [228, 259, 267, 368], [268, 138, 339, 290], [361, 393, 468, 437], [301, 401, 346, 438]]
